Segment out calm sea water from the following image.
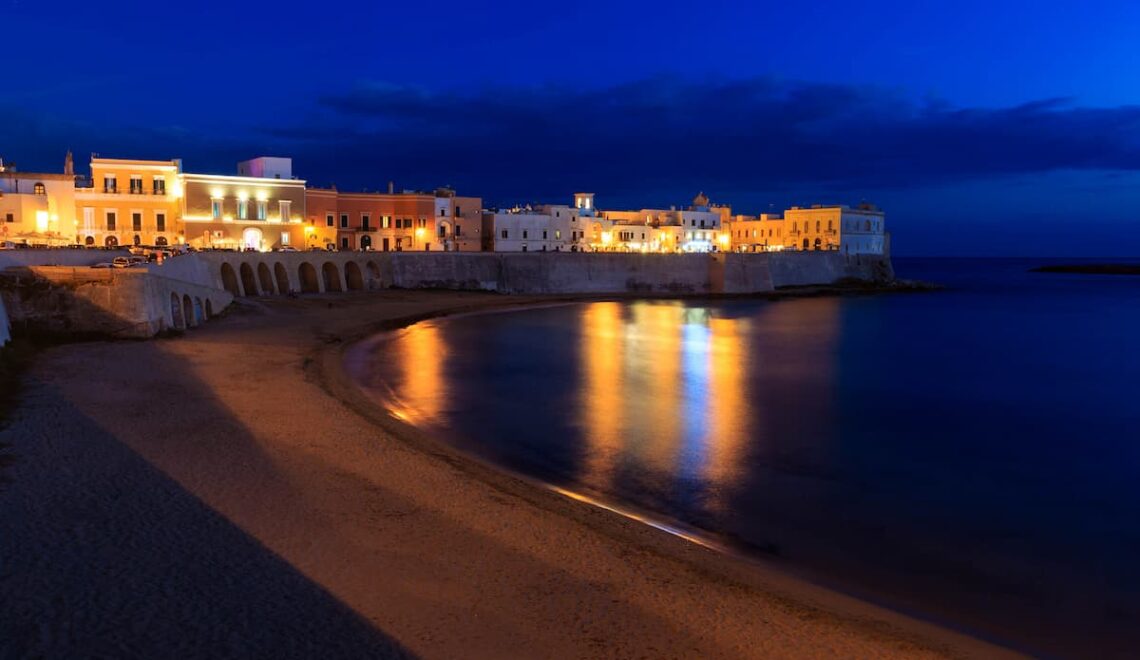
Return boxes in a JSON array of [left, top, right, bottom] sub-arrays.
[[348, 258, 1140, 657]]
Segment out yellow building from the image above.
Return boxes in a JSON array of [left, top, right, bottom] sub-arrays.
[[75, 157, 182, 248], [0, 157, 76, 246], [784, 204, 886, 253]]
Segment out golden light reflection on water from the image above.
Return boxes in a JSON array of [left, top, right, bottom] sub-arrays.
[[388, 322, 448, 427], [578, 301, 752, 507]]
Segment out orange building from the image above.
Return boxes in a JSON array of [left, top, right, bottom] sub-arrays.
[[180, 157, 307, 251], [305, 185, 481, 252]]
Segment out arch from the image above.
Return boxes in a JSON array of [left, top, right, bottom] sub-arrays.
[[133, 234, 141, 246], [105, 235, 119, 248], [299, 262, 319, 293], [257, 262, 275, 294], [205, 299, 215, 319], [242, 227, 263, 251], [239, 262, 258, 296], [360, 235, 372, 251], [170, 293, 185, 329], [345, 261, 364, 291], [322, 261, 343, 292], [155, 236, 168, 246], [274, 261, 290, 294], [84, 236, 94, 246], [802, 237, 809, 250], [33, 182, 46, 195], [182, 295, 195, 328], [194, 297, 204, 324], [813, 237, 822, 251], [220, 263, 241, 296]]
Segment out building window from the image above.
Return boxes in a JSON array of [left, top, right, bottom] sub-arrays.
[[257, 200, 267, 220], [339, 213, 348, 228], [438, 225, 446, 238], [103, 176, 117, 193], [279, 200, 292, 223], [132, 212, 142, 231], [82, 207, 94, 229], [523, 230, 528, 239], [156, 213, 166, 232], [237, 200, 248, 220], [382, 215, 390, 229], [326, 213, 334, 227], [542, 230, 547, 239], [4, 213, 13, 223], [455, 224, 462, 236], [440, 208, 446, 217], [153, 177, 165, 195], [211, 200, 222, 219], [456, 205, 462, 217], [130, 175, 143, 194], [281, 232, 290, 246], [33, 182, 46, 195], [501, 229, 508, 239], [361, 214, 370, 230], [106, 211, 117, 231], [340, 237, 349, 249]]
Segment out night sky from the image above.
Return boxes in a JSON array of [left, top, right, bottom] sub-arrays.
[[5, 0, 1140, 256]]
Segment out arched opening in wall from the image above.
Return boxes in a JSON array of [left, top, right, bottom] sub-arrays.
[[155, 236, 168, 246], [183, 295, 195, 327], [105, 235, 119, 248], [84, 236, 94, 246], [194, 297, 204, 324], [274, 262, 290, 294], [366, 261, 381, 288], [802, 238, 809, 250], [170, 293, 185, 329], [242, 227, 263, 252], [257, 262, 275, 294], [813, 237, 822, 251], [239, 262, 258, 296], [345, 261, 364, 291], [299, 262, 319, 293], [205, 299, 215, 319], [133, 234, 141, 246], [322, 261, 343, 292], [220, 263, 240, 296], [360, 235, 372, 251]]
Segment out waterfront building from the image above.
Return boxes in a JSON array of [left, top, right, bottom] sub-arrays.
[[480, 199, 591, 252], [0, 155, 77, 246], [305, 184, 482, 252], [75, 157, 182, 248], [180, 157, 307, 251], [725, 213, 786, 252], [598, 192, 729, 252], [783, 203, 886, 254]]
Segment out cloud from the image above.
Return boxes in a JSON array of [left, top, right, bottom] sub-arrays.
[[5, 76, 1140, 211], [262, 76, 1140, 205]]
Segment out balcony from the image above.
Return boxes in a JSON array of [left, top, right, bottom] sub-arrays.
[[357, 225, 377, 232]]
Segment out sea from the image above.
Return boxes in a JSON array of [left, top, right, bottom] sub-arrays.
[[346, 258, 1140, 658]]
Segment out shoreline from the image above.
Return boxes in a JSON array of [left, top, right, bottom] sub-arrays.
[[0, 288, 1013, 659]]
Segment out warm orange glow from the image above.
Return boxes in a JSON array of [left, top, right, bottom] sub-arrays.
[[704, 316, 749, 505], [391, 322, 447, 426], [580, 302, 624, 492]]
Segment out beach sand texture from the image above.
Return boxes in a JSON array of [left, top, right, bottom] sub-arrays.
[[0, 291, 1017, 659]]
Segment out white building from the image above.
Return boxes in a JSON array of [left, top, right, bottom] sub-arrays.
[[0, 155, 77, 245], [481, 194, 595, 252]]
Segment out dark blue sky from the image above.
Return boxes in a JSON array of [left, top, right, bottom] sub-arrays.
[[4, 0, 1140, 255]]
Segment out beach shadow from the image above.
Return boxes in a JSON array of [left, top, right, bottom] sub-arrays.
[[0, 371, 415, 659]]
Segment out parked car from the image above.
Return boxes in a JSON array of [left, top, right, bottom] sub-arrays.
[[112, 257, 131, 268], [127, 256, 148, 267], [274, 246, 298, 252], [90, 262, 115, 269]]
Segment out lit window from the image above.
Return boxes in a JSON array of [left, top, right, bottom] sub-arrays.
[[103, 175, 117, 193], [280, 201, 292, 223], [130, 175, 143, 194], [257, 200, 267, 220], [281, 232, 290, 246], [211, 200, 222, 219], [382, 215, 390, 229], [153, 177, 166, 195], [237, 200, 248, 220], [33, 182, 46, 195]]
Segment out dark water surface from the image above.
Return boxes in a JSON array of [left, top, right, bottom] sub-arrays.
[[348, 258, 1140, 657]]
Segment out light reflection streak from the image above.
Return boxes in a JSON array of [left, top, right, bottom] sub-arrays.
[[388, 322, 448, 427]]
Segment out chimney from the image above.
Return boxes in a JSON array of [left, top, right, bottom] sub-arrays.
[[388, 181, 394, 194]]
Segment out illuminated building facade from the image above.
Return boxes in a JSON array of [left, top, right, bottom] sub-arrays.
[[599, 192, 729, 252], [725, 214, 786, 252], [480, 200, 591, 252], [73, 157, 182, 248], [180, 157, 307, 251], [306, 185, 482, 252], [0, 157, 77, 246], [783, 204, 886, 254]]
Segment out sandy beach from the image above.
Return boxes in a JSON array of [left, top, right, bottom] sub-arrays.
[[0, 290, 1017, 659]]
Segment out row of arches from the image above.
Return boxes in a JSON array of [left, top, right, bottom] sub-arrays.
[[219, 259, 378, 297], [169, 292, 214, 330]]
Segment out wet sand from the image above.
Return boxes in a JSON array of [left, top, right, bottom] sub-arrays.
[[0, 291, 1017, 658]]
